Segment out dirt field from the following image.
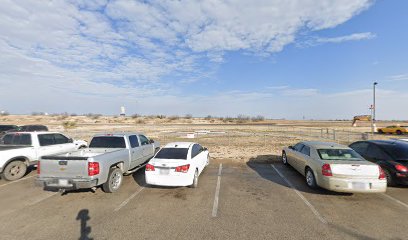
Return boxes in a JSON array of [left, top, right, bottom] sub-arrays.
[[1, 115, 407, 162]]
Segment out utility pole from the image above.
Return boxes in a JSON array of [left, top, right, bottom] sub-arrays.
[[371, 82, 378, 135]]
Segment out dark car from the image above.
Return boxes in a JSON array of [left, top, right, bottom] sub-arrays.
[[349, 140, 408, 186], [7, 125, 49, 133], [0, 125, 19, 137]]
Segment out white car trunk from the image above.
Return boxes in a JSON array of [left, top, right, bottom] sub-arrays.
[[330, 163, 379, 179], [150, 159, 190, 175]]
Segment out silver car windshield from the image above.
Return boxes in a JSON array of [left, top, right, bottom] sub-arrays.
[[317, 149, 363, 161]]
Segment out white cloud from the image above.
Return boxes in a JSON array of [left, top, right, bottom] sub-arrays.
[[387, 74, 408, 81], [316, 32, 376, 43], [0, 0, 381, 117], [299, 32, 376, 47]]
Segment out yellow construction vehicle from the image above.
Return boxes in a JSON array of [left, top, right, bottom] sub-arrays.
[[352, 115, 371, 126]]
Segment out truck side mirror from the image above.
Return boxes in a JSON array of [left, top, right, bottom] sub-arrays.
[[149, 139, 154, 143], [68, 138, 74, 143], [289, 146, 294, 150]]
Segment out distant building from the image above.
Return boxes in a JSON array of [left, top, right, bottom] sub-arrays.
[[120, 106, 126, 116]]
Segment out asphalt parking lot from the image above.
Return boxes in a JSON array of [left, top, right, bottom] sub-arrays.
[[0, 158, 407, 240]]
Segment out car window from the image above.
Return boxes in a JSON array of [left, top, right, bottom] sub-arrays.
[[379, 142, 408, 161], [54, 134, 69, 144], [38, 134, 56, 146], [366, 144, 388, 160], [155, 148, 188, 160], [1, 134, 32, 145], [191, 144, 201, 159], [300, 145, 310, 156], [349, 142, 369, 156], [89, 136, 126, 148], [293, 143, 304, 152], [129, 135, 139, 148], [317, 149, 363, 161], [139, 135, 149, 145]]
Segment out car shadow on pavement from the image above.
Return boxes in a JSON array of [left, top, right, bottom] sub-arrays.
[[76, 209, 93, 240], [131, 168, 147, 187], [247, 155, 352, 196]]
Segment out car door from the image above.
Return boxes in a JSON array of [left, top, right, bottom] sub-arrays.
[[190, 144, 204, 173], [129, 135, 144, 167], [53, 133, 77, 152], [298, 145, 311, 175], [36, 134, 62, 157], [289, 143, 305, 173], [138, 135, 152, 160]]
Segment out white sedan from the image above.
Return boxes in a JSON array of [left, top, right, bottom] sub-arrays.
[[145, 142, 210, 188]]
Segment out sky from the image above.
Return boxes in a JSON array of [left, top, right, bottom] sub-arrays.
[[0, 0, 407, 120]]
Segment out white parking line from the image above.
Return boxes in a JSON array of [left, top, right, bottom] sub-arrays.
[[0, 175, 35, 188], [114, 187, 145, 212], [381, 193, 408, 210], [271, 164, 327, 224], [212, 163, 222, 217]]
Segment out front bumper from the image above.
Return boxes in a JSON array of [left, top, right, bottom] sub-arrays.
[[36, 177, 98, 190], [319, 177, 387, 193]]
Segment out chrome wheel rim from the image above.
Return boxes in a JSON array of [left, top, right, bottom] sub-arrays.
[[282, 153, 287, 164], [111, 172, 122, 190], [306, 171, 314, 186]]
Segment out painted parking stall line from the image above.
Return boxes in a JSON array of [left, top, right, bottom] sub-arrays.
[[271, 164, 327, 224], [0, 175, 35, 188], [114, 187, 145, 212], [212, 163, 222, 217], [380, 193, 408, 210]]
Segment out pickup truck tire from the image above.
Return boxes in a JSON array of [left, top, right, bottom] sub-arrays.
[[190, 169, 199, 188], [102, 168, 123, 193], [1, 160, 27, 181]]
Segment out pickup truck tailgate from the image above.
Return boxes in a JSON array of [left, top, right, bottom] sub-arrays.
[[39, 156, 89, 178]]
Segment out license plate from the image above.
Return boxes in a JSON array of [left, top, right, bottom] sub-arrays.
[[160, 169, 170, 175], [59, 179, 69, 186], [352, 182, 368, 190]]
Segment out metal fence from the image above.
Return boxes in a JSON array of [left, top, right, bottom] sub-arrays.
[[62, 126, 372, 149]]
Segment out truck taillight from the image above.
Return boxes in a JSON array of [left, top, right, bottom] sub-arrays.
[[37, 161, 40, 174], [88, 162, 99, 176], [175, 164, 190, 173], [145, 164, 155, 171], [395, 164, 408, 172], [379, 166, 386, 180], [322, 164, 332, 177]]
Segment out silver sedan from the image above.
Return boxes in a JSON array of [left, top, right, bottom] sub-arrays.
[[282, 141, 387, 193]]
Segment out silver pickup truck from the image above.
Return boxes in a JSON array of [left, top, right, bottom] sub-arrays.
[[36, 133, 160, 193]]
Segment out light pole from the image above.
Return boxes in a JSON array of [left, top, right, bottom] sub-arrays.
[[371, 82, 378, 135]]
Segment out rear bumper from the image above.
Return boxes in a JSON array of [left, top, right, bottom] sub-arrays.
[[36, 177, 98, 190], [395, 174, 408, 185], [319, 177, 387, 193], [145, 173, 193, 187]]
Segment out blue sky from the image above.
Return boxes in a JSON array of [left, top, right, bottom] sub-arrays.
[[0, 0, 407, 119]]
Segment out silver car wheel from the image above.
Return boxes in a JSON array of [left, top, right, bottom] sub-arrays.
[[282, 152, 288, 165], [111, 172, 122, 190], [306, 170, 314, 186]]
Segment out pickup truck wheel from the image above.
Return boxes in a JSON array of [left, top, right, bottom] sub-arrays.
[[102, 168, 123, 193], [190, 169, 199, 188], [1, 161, 27, 181]]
